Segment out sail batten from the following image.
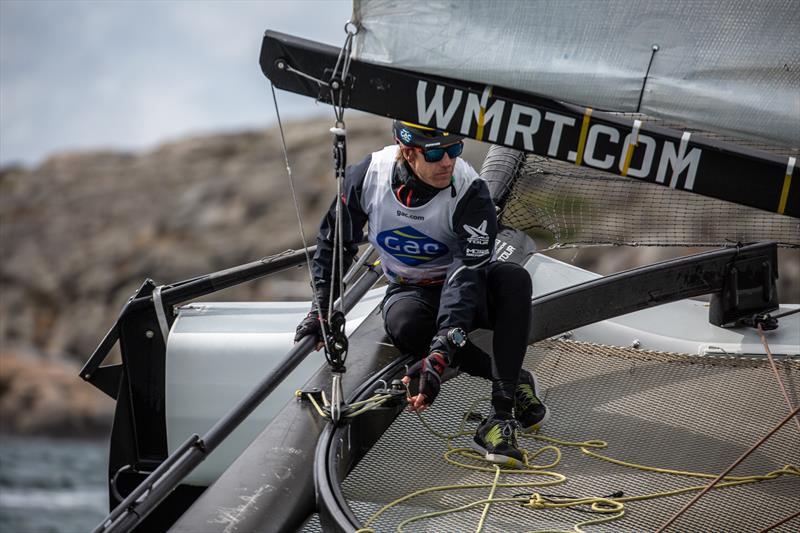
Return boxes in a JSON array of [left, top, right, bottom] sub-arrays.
[[352, 0, 800, 149]]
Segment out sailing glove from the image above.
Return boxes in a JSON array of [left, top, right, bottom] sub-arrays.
[[404, 351, 449, 407], [294, 310, 328, 344]]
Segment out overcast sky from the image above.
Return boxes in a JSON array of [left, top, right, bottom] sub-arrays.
[[0, 0, 352, 167]]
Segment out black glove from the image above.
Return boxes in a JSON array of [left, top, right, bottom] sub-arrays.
[[429, 334, 456, 360], [404, 351, 449, 407], [294, 310, 327, 344]]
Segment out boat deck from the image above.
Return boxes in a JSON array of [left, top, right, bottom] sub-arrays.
[[329, 340, 799, 532]]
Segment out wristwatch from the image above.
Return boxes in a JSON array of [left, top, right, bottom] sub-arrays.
[[446, 327, 468, 348]]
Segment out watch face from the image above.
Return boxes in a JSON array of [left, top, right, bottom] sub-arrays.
[[448, 328, 467, 348]]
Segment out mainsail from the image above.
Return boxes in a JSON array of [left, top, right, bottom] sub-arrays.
[[352, 0, 800, 150], [262, 23, 799, 219]]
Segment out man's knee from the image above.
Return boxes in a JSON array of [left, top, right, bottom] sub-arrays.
[[491, 262, 532, 296], [383, 299, 436, 356]]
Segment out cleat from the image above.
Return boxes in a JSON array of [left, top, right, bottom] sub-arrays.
[[515, 369, 550, 432], [471, 415, 524, 467]]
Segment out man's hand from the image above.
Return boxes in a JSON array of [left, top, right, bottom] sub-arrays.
[[401, 351, 448, 412], [294, 311, 327, 351]]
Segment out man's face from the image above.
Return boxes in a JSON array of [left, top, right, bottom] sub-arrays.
[[403, 142, 461, 188]]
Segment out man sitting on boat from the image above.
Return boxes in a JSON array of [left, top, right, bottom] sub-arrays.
[[295, 121, 549, 465]]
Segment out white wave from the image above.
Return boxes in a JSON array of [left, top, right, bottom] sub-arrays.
[[0, 488, 108, 511]]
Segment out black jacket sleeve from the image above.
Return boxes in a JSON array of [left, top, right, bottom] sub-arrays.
[[310, 154, 372, 311], [435, 178, 498, 334]]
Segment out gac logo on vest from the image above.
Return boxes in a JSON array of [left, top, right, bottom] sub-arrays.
[[377, 226, 448, 266]]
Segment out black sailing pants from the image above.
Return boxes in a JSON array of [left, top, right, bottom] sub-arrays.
[[381, 261, 532, 401]]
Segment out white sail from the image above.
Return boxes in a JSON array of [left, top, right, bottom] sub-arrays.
[[352, 0, 800, 149]]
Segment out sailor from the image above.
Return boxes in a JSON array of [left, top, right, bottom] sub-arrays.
[[295, 121, 549, 465]]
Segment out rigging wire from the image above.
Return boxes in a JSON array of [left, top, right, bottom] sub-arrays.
[[329, 134, 345, 320], [267, 21, 358, 359], [326, 22, 357, 321], [655, 405, 800, 533], [269, 82, 332, 355], [757, 509, 800, 533], [757, 322, 800, 435], [270, 22, 360, 423]]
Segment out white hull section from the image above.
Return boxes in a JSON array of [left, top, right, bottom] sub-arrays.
[[527, 254, 800, 356], [165, 289, 385, 485]]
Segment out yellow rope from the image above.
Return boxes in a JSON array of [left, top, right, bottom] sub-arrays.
[[582, 445, 757, 481], [443, 446, 563, 472], [303, 391, 328, 418], [520, 492, 626, 533], [397, 496, 526, 533], [345, 394, 392, 417], [299, 390, 393, 419], [475, 465, 501, 532], [526, 432, 607, 449], [522, 509, 626, 533], [355, 400, 570, 531], [348, 394, 393, 409], [357, 479, 553, 530], [580, 445, 800, 498]]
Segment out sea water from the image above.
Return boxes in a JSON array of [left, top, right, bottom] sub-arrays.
[[0, 436, 107, 533]]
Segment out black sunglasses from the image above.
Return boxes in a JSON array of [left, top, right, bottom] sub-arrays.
[[420, 142, 464, 162]]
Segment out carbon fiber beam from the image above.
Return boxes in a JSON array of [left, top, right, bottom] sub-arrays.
[[261, 31, 798, 218]]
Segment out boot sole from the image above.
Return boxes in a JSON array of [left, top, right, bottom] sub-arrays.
[[469, 440, 525, 469], [519, 405, 551, 433]]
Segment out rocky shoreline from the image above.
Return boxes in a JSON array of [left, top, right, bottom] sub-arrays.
[[0, 350, 113, 437]]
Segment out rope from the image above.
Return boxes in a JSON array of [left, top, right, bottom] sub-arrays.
[[770, 307, 800, 320], [475, 466, 501, 532], [330, 146, 345, 318], [757, 323, 800, 435], [523, 494, 625, 533], [297, 389, 394, 420], [329, 22, 357, 124]]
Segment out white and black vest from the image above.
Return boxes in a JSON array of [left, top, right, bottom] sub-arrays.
[[360, 145, 482, 285]]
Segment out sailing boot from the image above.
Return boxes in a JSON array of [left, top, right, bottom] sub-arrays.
[[471, 415, 524, 468], [515, 369, 550, 432]]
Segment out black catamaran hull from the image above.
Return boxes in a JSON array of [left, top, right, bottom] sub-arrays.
[[83, 21, 798, 530]]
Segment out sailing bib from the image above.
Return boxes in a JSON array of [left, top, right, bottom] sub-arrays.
[[360, 145, 481, 285]]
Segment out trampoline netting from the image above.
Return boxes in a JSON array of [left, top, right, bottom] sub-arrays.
[[499, 152, 799, 250], [337, 340, 799, 532]]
